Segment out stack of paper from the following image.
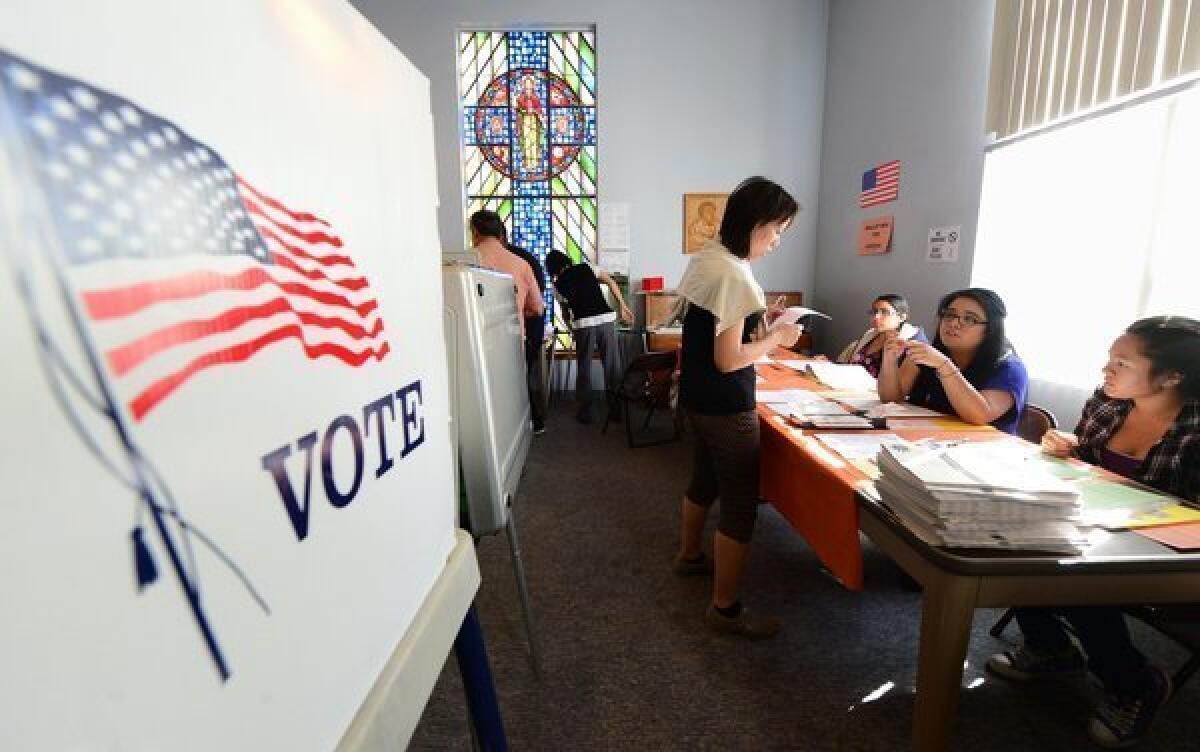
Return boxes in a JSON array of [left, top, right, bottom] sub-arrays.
[[874, 441, 1087, 553]]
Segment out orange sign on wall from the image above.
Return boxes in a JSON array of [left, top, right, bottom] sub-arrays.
[[858, 215, 894, 255]]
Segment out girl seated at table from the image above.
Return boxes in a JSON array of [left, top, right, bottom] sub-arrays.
[[834, 293, 926, 377], [987, 315, 1200, 749], [877, 287, 1027, 434]]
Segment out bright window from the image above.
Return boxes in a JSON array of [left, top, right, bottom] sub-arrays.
[[972, 83, 1200, 391]]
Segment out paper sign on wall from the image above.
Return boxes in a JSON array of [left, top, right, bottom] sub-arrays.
[[927, 225, 961, 263], [599, 201, 631, 251], [858, 215, 894, 255]]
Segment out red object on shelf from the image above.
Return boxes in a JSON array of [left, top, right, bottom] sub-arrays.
[[642, 276, 664, 292]]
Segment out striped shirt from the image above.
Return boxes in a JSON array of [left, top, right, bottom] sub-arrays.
[[1073, 389, 1200, 502]]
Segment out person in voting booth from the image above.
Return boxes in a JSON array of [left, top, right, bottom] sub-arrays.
[[544, 249, 633, 425], [987, 316, 1200, 749], [671, 176, 802, 639], [878, 287, 1028, 434], [834, 293, 927, 377]]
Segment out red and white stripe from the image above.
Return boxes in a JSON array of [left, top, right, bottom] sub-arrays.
[[74, 177, 389, 421]]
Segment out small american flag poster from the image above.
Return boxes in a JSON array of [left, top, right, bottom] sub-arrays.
[[860, 159, 900, 208]]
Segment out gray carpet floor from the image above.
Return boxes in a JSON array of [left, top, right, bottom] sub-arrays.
[[409, 398, 1199, 751]]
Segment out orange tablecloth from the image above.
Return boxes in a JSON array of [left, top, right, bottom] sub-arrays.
[[756, 353, 997, 591]]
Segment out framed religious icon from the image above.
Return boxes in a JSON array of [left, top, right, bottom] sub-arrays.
[[682, 193, 728, 253]]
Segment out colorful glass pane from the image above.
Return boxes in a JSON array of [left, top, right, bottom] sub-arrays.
[[459, 29, 597, 321]]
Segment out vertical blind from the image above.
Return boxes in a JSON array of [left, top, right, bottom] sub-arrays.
[[987, 0, 1200, 139]]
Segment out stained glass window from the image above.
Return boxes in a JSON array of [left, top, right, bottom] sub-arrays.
[[458, 29, 597, 317]]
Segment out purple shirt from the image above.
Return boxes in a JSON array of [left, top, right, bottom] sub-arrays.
[[909, 353, 1029, 435]]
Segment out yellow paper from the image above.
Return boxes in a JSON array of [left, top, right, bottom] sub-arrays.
[[1124, 504, 1200, 529]]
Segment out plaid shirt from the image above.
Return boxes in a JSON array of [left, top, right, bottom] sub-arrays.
[[1073, 388, 1200, 501]]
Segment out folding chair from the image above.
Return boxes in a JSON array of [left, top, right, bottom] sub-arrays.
[[602, 350, 682, 448]]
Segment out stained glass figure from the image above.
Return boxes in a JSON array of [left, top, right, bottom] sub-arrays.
[[459, 30, 597, 324]]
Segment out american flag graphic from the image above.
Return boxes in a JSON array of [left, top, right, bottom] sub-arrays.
[[0, 50, 390, 422], [860, 159, 900, 208]]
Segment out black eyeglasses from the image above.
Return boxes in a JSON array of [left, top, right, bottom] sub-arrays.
[[939, 311, 987, 327]]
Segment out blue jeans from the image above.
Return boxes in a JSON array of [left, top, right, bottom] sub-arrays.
[[1014, 606, 1148, 694]]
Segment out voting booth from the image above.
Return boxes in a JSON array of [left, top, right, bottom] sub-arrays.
[[0, 1, 486, 748]]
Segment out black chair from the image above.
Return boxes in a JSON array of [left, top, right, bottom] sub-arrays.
[[1017, 403, 1058, 444], [602, 350, 682, 448]]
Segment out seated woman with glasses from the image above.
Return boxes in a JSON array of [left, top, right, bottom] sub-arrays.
[[987, 316, 1200, 749], [834, 293, 927, 377], [878, 287, 1027, 434]]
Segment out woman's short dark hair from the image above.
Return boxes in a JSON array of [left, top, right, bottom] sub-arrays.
[[1126, 316, 1200, 400], [469, 210, 508, 242], [718, 176, 799, 259], [875, 293, 910, 319], [545, 249, 572, 279], [932, 287, 1014, 382]]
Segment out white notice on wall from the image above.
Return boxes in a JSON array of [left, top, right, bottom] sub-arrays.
[[927, 225, 961, 263], [601, 249, 630, 276], [599, 201, 631, 250]]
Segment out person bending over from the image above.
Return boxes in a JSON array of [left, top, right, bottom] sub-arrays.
[[987, 316, 1200, 749], [544, 249, 632, 424], [878, 287, 1027, 434], [671, 176, 802, 639]]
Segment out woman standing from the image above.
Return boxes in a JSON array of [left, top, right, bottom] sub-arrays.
[[671, 176, 801, 639], [834, 293, 926, 377], [987, 316, 1200, 749], [878, 288, 1027, 434]]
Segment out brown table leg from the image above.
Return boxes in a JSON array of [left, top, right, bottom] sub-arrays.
[[913, 573, 980, 751]]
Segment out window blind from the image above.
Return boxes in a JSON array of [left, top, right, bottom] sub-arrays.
[[986, 0, 1200, 139]]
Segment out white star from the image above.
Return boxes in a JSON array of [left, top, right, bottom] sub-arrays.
[[78, 180, 103, 201], [118, 105, 141, 127], [100, 111, 124, 133], [64, 143, 90, 166], [78, 237, 102, 256], [69, 86, 99, 111], [101, 167, 124, 188], [44, 161, 70, 181], [147, 132, 165, 149], [49, 96, 76, 121], [162, 126, 179, 144], [7, 64, 40, 91], [29, 114, 56, 139], [84, 126, 108, 147], [115, 152, 137, 171], [129, 138, 149, 158]]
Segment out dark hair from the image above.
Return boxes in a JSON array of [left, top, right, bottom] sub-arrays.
[[469, 210, 508, 242], [931, 288, 1014, 383], [1126, 316, 1200, 400], [718, 176, 799, 259], [545, 249, 572, 279], [875, 293, 910, 319]]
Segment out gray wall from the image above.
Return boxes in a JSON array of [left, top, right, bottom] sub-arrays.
[[812, 0, 995, 352], [353, 0, 828, 309]]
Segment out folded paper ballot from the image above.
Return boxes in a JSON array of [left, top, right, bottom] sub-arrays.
[[772, 306, 831, 326]]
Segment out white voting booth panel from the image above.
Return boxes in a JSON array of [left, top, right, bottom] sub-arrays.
[[443, 264, 532, 536], [0, 1, 474, 749]]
